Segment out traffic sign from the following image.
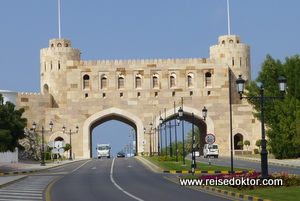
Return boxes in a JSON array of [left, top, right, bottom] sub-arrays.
[[51, 148, 65, 154], [205, 133, 215, 145], [48, 141, 66, 148], [54, 141, 66, 148]]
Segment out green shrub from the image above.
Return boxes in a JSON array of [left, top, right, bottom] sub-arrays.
[[44, 152, 51, 160]]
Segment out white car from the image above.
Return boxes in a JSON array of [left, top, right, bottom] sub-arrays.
[[203, 144, 219, 158]]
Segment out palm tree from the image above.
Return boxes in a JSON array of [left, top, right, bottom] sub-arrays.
[[185, 126, 201, 153]]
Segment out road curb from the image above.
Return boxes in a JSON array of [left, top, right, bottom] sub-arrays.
[[0, 169, 49, 176], [199, 185, 271, 201], [0, 175, 28, 188], [0, 159, 91, 176]]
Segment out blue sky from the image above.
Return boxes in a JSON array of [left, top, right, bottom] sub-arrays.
[[1, 1, 300, 157]]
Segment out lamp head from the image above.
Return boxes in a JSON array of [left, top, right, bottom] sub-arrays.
[[49, 121, 53, 131], [178, 107, 183, 118], [278, 76, 287, 94], [202, 106, 208, 120], [236, 75, 245, 99]]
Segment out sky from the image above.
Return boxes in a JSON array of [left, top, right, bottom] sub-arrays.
[[1, 0, 300, 157]]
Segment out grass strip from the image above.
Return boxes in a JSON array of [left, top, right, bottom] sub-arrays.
[[143, 156, 248, 172]]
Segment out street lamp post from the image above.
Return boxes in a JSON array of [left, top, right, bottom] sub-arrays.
[[144, 123, 153, 156], [190, 107, 207, 175], [62, 125, 79, 160], [236, 75, 287, 180], [175, 117, 180, 162], [31, 121, 53, 166], [178, 107, 185, 165], [159, 116, 163, 156], [169, 121, 173, 157]]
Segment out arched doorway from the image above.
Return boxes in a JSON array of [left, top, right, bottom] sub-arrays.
[[82, 108, 144, 158], [234, 133, 243, 150], [157, 111, 207, 156], [91, 119, 137, 158]]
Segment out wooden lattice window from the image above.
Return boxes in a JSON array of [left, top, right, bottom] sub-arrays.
[[135, 75, 142, 88], [101, 76, 107, 89], [205, 72, 211, 87], [153, 75, 159, 88], [83, 74, 90, 90], [118, 75, 124, 89]]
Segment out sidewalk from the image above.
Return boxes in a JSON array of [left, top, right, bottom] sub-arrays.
[[224, 155, 300, 168], [0, 158, 89, 188]]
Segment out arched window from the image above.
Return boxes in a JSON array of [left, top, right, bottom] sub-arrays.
[[101, 75, 107, 89], [83, 74, 90, 90], [118, 75, 124, 89], [57, 43, 62, 47], [135, 74, 142, 88], [205, 72, 211, 87], [153, 74, 159, 88], [170, 73, 176, 88], [187, 73, 194, 88], [43, 84, 49, 94]]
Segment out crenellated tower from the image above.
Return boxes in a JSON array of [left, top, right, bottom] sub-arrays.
[[40, 39, 81, 108], [210, 35, 251, 82]]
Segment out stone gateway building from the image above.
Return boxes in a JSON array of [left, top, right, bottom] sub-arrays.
[[16, 35, 260, 158]]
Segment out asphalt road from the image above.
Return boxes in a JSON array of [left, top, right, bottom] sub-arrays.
[[47, 158, 242, 201], [194, 156, 300, 175]]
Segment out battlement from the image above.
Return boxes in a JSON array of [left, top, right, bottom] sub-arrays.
[[40, 47, 80, 54], [210, 43, 250, 50], [18, 92, 44, 98], [73, 57, 212, 66]]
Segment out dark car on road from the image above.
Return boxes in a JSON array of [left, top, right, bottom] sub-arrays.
[[117, 151, 125, 158]]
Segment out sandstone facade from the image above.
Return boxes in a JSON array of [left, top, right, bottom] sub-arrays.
[[16, 35, 260, 158]]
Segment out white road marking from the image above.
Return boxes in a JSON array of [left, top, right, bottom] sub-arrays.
[[110, 158, 144, 201]]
